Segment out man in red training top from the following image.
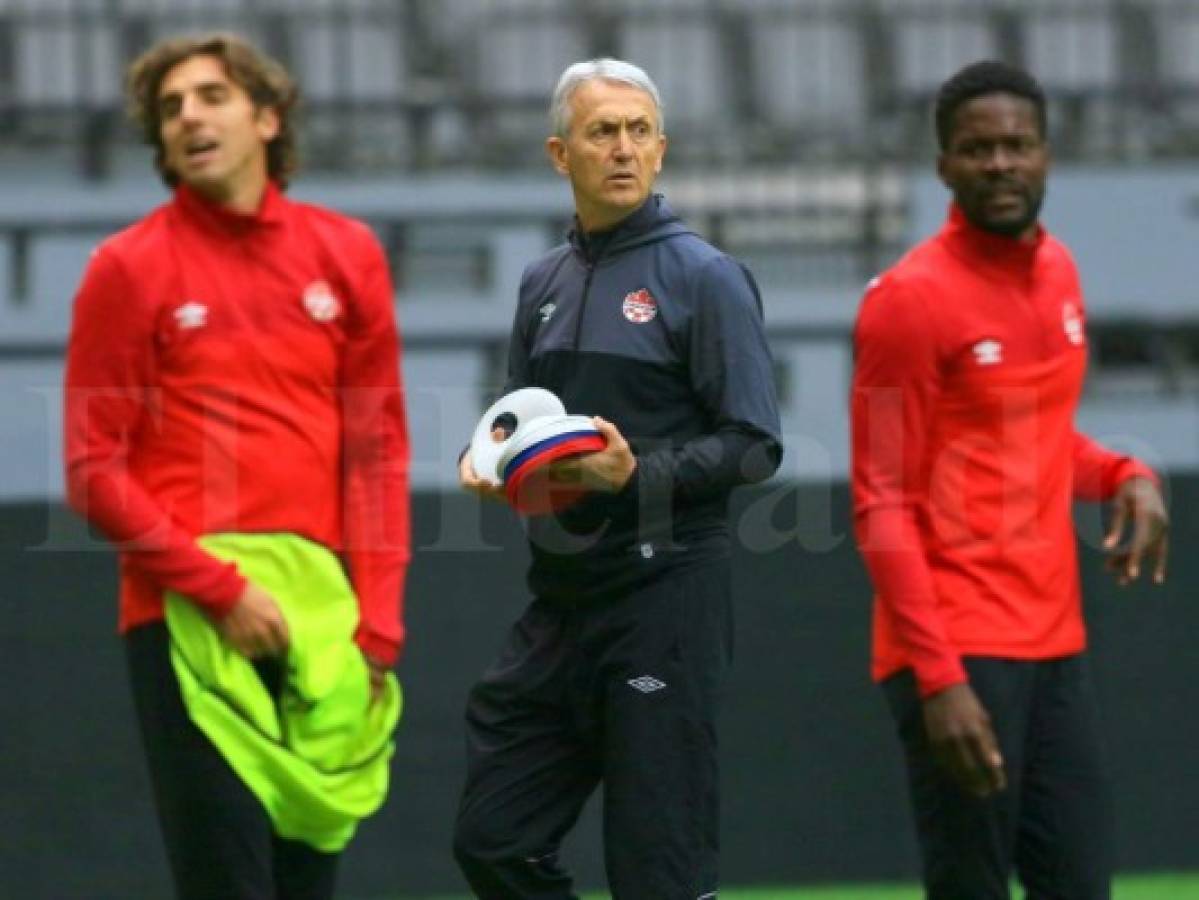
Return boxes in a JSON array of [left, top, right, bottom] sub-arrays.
[[851, 60, 1168, 899], [63, 34, 409, 900]]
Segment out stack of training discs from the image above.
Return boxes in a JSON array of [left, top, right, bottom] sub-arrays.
[[499, 414, 606, 514], [469, 388, 606, 515]]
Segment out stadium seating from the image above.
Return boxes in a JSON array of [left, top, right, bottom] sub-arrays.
[[884, 0, 1001, 97], [11, 9, 120, 106], [615, 12, 730, 159], [1, 0, 1196, 166], [1147, 0, 1199, 142], [1019, 3, 1121, 155], [743, 7, 869, 159]]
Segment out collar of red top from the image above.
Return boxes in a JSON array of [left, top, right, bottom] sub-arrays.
[[942, 202, 1044, 272], [174, 181, 287, 233]]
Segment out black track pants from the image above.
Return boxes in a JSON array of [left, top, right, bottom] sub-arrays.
[[883, 654, 1114, 900], [453, 558, 732, 900]]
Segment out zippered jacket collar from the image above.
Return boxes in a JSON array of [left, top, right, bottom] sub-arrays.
[[568, 194, 692, 263]]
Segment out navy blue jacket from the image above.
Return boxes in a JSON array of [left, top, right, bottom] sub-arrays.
[[504, 194, 783, 599]]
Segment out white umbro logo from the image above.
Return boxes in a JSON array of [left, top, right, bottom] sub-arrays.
[[538, 302, 556, 323], [972, 339, 1003, 366], [628, 676, 667, 693], [174, 301, 208, 330]]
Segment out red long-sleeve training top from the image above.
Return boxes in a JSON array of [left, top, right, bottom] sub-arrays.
[[851, 205, 1154, 697], [64, 183, 411, 665]]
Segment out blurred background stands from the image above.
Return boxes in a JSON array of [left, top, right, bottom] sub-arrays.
[[1, 0, 1198, 495]]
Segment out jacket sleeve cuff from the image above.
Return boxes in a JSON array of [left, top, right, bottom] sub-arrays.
[[915, 658, 968, 699], [194, 564, 247, 619], [354, 626, 402, 668], [1108, 457, 1159, 495], [617, 460, 640, 498]]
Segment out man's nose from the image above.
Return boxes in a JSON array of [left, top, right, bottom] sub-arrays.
[[179, 93, 203, 123], [982, 146, 1015, 173], [613, 127, 633, 158]]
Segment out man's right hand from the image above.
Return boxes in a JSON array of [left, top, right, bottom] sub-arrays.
[[922, 683, 1006, 798], [216, 581, 290, 659], [459, 427, 508, 502]]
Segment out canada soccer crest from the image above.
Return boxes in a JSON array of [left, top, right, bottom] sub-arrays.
[[622, 288, 657, 324], [1062, 300, 1084, 346], [303, 281, 341, 323]]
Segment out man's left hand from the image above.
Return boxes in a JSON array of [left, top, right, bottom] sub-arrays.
[[546, 416, 636, 493], [1103, 476, 1169, 585]]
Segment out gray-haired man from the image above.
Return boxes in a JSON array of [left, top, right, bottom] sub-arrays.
[[452, 58, 782, 897]]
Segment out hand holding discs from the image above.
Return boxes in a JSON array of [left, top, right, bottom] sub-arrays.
[[467, 388, 607, 514]]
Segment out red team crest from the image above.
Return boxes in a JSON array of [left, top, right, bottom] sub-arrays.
[[622, 288, 657, 324]]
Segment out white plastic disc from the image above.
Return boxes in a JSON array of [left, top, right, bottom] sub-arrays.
[[469, 388, 565, 484], [497, 414, 601, 474]]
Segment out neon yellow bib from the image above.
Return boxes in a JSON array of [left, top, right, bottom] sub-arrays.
[[165, 533, 401, 852]]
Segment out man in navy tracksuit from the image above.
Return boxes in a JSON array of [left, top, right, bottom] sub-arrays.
[[452, 59, 782, 899]]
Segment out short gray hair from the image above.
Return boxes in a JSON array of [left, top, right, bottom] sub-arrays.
[[549, 58, 664, 138]]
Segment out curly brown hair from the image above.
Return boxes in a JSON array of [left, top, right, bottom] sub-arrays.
[[126, 32, 300, 188]]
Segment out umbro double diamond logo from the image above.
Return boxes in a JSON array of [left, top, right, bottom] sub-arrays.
[[174, 301, 208, 330], [627, 675, 667, 693], [972, 338, 1003, 366]]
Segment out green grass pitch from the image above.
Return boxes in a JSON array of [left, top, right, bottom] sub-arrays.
[[388, 872, 1199, 900]]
